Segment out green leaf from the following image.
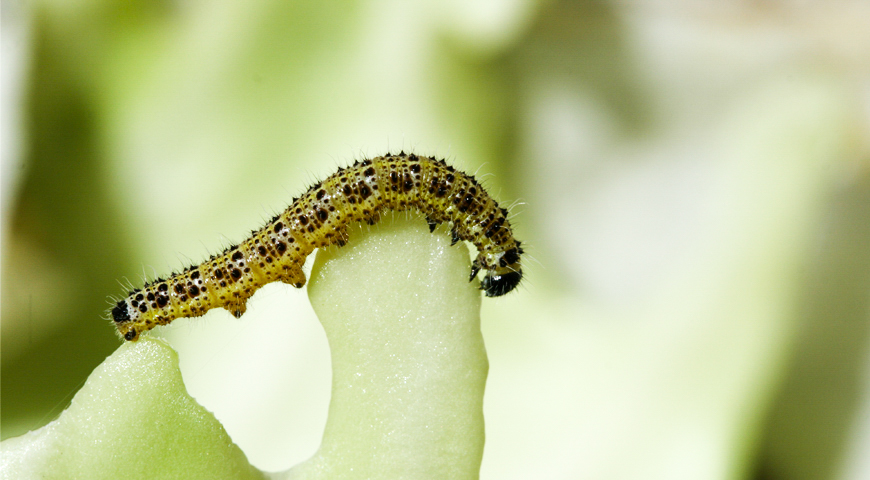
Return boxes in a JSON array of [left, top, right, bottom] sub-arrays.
[[287, 214, 486, 479], [0, 337, 264, 480]]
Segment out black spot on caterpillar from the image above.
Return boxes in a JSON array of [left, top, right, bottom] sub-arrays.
[[111, 152, 523, 341]]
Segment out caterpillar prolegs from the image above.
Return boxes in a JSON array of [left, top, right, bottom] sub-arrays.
[[111, 153, 523, 341]]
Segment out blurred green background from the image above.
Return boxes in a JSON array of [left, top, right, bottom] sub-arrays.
[[3, 1, 869, 479]]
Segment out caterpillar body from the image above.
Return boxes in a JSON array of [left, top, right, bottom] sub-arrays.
[[111, 153, 523, 341]]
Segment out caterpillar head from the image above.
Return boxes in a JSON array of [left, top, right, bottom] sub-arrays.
[[111, 299, 141, 341], [481, 269, 523, 297], [477, 243, 523, 297]]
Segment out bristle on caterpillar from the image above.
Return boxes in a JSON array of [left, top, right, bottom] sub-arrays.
[[111, 152, 523, 341]]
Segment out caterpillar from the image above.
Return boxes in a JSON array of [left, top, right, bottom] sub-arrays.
[[111, 152, 523, 341]]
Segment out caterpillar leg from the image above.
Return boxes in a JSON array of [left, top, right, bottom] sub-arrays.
[[225, 300, 247, 319], [327, 226, 350, 248], [280, 265, 307, 289], [363, 210, 380, 226], [469, 258, 481, 282]]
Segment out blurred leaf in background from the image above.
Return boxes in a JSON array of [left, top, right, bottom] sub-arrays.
[[3, 0, 870, 479], [2, 0, 144, 436]]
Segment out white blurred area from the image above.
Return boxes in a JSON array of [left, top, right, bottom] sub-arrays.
[[1, 0, 30, 235], [490, 3, 869, 479], [3, 1, 870, 479]]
